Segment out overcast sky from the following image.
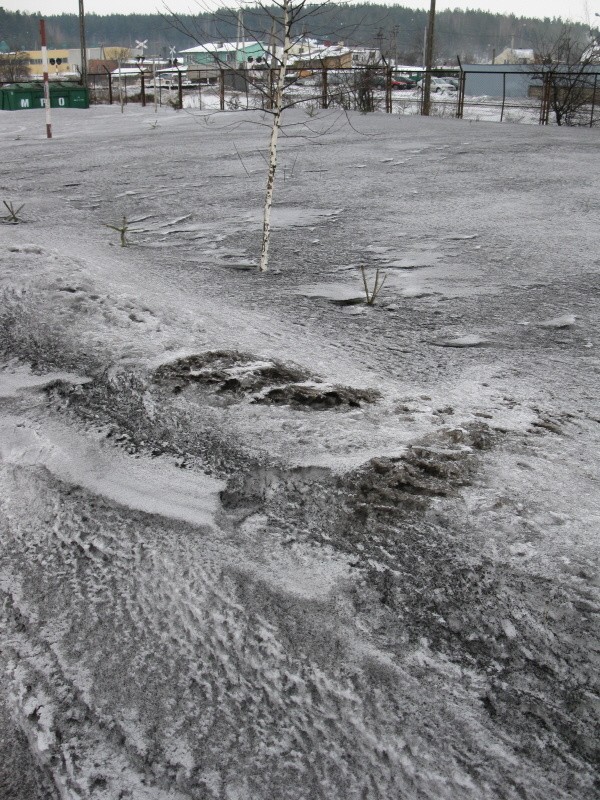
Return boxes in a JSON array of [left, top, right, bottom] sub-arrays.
[[2, 0, 597, 25]]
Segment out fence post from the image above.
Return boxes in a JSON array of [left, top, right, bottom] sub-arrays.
[[140, 72, 146, 107], [220, 69, 225, 110], [456, 56, 464, 118], [321, 67, 328, 109], [263, 69, 271, 110], [539, 72, 550, 125], [590, 73, 597, 128], [178, 69, 183, 110], [500, 71, 506, 122], [103, 67, 113, 105], [457, 73, 465, 118], [385, 66, 392, 113]]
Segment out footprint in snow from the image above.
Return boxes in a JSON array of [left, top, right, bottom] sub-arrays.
[[8, 244, 43, 254]]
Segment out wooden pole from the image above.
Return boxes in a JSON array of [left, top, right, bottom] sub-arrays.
[[422, 0, 436, 116], [40, 19, 52, 138], [385, 66, 392, 113], [78, 0, 87, 87], [102, 66, 113, 104]]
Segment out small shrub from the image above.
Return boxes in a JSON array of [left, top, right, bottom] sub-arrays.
[[105, 215, 131, 247], [360, 266, 387, 306], [2, 200, 25, 223]]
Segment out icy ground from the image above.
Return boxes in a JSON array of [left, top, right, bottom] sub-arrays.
[[0, 104, 599, 800]]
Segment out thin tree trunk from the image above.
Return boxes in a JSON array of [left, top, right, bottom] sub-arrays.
[[259, 0, 290, 273]]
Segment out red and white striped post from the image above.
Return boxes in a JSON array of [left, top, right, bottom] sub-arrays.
[[40, 19, 52, 139]]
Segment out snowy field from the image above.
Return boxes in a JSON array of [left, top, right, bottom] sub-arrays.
[[0, 104, 599, 800]]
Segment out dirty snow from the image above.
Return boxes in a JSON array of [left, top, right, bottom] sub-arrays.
[[0, 104, 598, 800]]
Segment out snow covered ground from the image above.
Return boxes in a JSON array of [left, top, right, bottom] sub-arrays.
[[0, 104, 599, 799], [178, 84, 543, 125]]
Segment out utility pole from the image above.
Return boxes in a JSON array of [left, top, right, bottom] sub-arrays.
[[236, 7, 243, 65], [422, 0, 436, 116], [78, 0, 87, 86], [375, 28, 384, 63], [40, 19, 52, 138]]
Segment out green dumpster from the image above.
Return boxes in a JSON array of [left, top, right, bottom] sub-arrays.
[[63, 84, 89, 108], [0, 82, 43, 111], [0, 81, 89, 111], [50, 82, 89, 109], [50, 83, 69, 108]]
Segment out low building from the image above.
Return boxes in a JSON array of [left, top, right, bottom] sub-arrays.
[[462, 63, 539, 97], [461, 62, 600, 99], [290, 44, 382, 71], [181, 41, 268, 69], [494, 47, 535, 65], [18, 46, 126, 78], [23, 48, 70, 77]]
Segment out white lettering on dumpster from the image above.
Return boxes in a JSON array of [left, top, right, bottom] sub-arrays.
[[20, 99, 30, 108], [58, 97, 65, 106]]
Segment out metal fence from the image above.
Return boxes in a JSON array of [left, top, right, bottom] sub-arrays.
[[3, 66, 599, 127]]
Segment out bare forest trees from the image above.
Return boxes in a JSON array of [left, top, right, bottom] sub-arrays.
[[0, 51, 30, 82], [535, 26, 600, 126]]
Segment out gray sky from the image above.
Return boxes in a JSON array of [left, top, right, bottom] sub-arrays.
[[2, 0, 597, 25]]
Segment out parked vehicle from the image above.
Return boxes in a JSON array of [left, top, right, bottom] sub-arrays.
[[417, 76, 458, 93], [391, 76, 416, 90], [368, 74, 416, 90], [442, 76, 460, 89]]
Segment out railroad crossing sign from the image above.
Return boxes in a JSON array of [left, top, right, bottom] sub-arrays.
[[135, 39, 148, 53], [169, 46, 176, 58]]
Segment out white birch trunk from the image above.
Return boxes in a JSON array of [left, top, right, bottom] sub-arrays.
[[259, 0, 291, 273]]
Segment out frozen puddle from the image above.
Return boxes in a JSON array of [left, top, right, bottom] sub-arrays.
[[0, 366, 91, 397], [538, 314, 577, 329], [370, 248, 441, 270], [400, 285, 439, 299], [0, 417, 224, 529], [243, 207, 343, 228], [297, 282, 364, 305], [432, 334, 491, 348]]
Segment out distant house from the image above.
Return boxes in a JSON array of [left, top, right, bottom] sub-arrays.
[[494, 47, 535, 65], [289, 44, 382, 71], [180, 41, 268, 69], [88, 59, 118, 75]]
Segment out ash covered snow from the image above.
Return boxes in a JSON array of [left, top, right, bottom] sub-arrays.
[[0, 104, 598, 800]]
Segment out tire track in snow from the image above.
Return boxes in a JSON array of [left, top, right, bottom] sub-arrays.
[[0, 438, 556, 799]]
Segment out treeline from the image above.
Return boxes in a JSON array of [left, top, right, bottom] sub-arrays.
[[0, 4, 587, 64]]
